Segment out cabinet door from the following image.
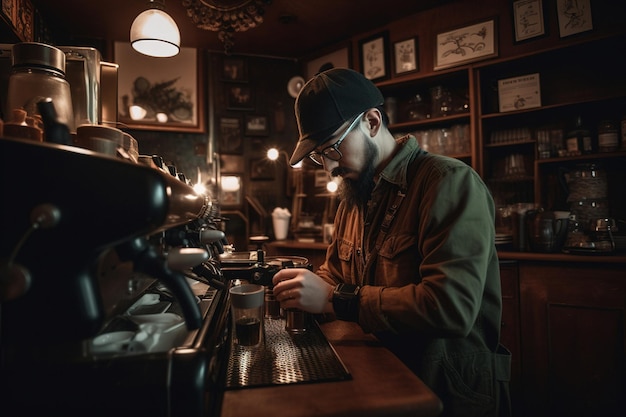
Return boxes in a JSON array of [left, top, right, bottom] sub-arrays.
[[519, 262, 626, 417], [499, 261, 522, 416]]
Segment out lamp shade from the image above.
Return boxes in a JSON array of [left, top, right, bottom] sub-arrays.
[[130, 7, 180, 58]]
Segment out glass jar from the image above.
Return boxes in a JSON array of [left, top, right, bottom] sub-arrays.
[[597, 119, 619, 152], [6, 43, 74, 132]]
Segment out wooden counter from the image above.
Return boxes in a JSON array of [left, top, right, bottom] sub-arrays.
[[220, 320, 442, 417]]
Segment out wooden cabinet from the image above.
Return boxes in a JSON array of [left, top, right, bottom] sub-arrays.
[[498, 261, 522, 416], [474, 35, 626, 214], [377, 68, 475, 168], [373, 31, 626, 217], [499, 254, 626, 417]]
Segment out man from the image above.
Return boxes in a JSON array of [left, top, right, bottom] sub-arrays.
[[272, 68, 511, 417]]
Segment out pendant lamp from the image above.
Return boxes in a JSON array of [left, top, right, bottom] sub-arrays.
[[130, 0, 180, 58]]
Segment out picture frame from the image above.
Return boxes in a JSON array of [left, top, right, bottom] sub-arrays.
[[305, 46, 351, 80], [393, 37, 419, 76], [220, 155, 244, 174], [226, 84, 254, 110], [359, 32, 390, 82], [244, 114, 270, 136], [114, 42, 204, 132], [250, 158, 275, 180], [513, 0, 545, 42], [220, 175, 242, 207], [434, 19, 498, 71], [222, 56, 248, 82], [218, 116, 243, 154], [556, 0, 592, 38]]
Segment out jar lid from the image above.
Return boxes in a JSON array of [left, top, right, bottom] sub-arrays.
[[11, 42, 66, 75]]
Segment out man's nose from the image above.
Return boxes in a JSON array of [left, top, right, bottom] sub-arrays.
[[322, 158, 339, 171]]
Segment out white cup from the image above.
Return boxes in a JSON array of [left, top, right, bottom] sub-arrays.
[[272, 214, 291, 240]]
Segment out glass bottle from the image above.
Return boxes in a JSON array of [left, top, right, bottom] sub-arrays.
[[564, 116, 593, 155], [597, 119, 618, 152]]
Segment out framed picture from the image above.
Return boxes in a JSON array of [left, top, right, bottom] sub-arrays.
[[226, 84, 254, 110], [393, 37, 419, 76], [220, 155, 244, 174], [556, 0, 592, 38], [220, 175, 242, 207], [218, 116, 243, 154], [513, 0, 545, 42], [244, 114, 269, 136], [305, 46, 351, 80], [359, 32, 390, 82], [114, 42, 204, 132], [434, 19, 498, 71], [222, 56, 248, 82], [250, 158, 275, 180]]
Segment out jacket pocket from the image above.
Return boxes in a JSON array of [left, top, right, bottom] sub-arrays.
[[337, 238, 354, 262], [376, 234, 420, 284], [378, 234, 417, 258], [426, 353, 497, 417]]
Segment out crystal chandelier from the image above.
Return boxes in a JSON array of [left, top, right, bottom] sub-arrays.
[[182, 0, 272, 54]]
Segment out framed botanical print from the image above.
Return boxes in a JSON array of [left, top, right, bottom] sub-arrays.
[[434, 19, 498, 71], [393, 37, 419, 76], [513, 0, 545, 42], [359, 32, 390, 82], [556, 0, 592, 38], [222, 56, 248, 82], [305, 46, 351, 80], [226, 84, 254, 110], [114, 42, 204, 132]]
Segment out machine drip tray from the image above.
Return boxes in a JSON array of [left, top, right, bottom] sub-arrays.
[[225, 318, 351, 389]]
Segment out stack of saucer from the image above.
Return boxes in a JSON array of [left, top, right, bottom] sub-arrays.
[[495, 233, 513, 246]]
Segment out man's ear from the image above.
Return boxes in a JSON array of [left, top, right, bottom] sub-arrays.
[[364, 108, 382, 137]]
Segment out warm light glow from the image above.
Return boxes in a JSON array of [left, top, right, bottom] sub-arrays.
[[130, 1, 180, 58], [266, 147, 302, 168], [221, 175, 241, 192], [267, 148, 280, 161], [156, 112, 168, 123], [193, 182, 207, 195], [129, 105, 147, 120], [326, 180, 338, 193]]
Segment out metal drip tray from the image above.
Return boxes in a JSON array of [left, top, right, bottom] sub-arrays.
[[225, 319, 351, 389]]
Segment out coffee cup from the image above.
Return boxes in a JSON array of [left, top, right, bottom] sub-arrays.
[[229, 284, 264, 346]]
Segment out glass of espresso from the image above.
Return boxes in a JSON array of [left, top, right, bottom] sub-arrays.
[[229, 284, 265, 346]]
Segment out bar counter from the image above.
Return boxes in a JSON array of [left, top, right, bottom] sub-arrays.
[[220, 320, 443, 417]]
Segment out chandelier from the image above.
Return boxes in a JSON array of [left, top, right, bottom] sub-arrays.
[[182, 0, 272, 54]]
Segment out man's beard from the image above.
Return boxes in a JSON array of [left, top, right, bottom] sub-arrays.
[[333, 140, 377, 209]]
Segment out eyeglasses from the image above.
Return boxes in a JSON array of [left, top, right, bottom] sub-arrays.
[[308, 112, 364, 166]]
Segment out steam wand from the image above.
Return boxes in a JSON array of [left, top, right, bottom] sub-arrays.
[[116, 238, 203, 330]]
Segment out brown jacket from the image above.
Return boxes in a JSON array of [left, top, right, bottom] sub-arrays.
[[317, 135, 510, 416]]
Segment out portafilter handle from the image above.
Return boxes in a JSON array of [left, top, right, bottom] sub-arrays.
[[116, 238, 203, 330]]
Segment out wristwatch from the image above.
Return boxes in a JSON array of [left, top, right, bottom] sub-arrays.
[[332, 283, 360, 322]]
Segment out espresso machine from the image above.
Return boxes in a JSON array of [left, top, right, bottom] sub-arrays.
[[0, 133, 236, 416]]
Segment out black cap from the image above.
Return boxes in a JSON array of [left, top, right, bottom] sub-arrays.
[[290, 68, 384, 165]]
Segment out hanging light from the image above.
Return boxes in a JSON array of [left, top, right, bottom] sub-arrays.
[[130, 0, 181, 58]]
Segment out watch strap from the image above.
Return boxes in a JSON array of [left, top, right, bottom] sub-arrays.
[[332, 284, 360, 322]]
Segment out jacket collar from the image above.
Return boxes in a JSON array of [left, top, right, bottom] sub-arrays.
[[378, 135, 422, 190]]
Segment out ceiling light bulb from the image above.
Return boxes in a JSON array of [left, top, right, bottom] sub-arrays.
[[130, 1, 180, 58]]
